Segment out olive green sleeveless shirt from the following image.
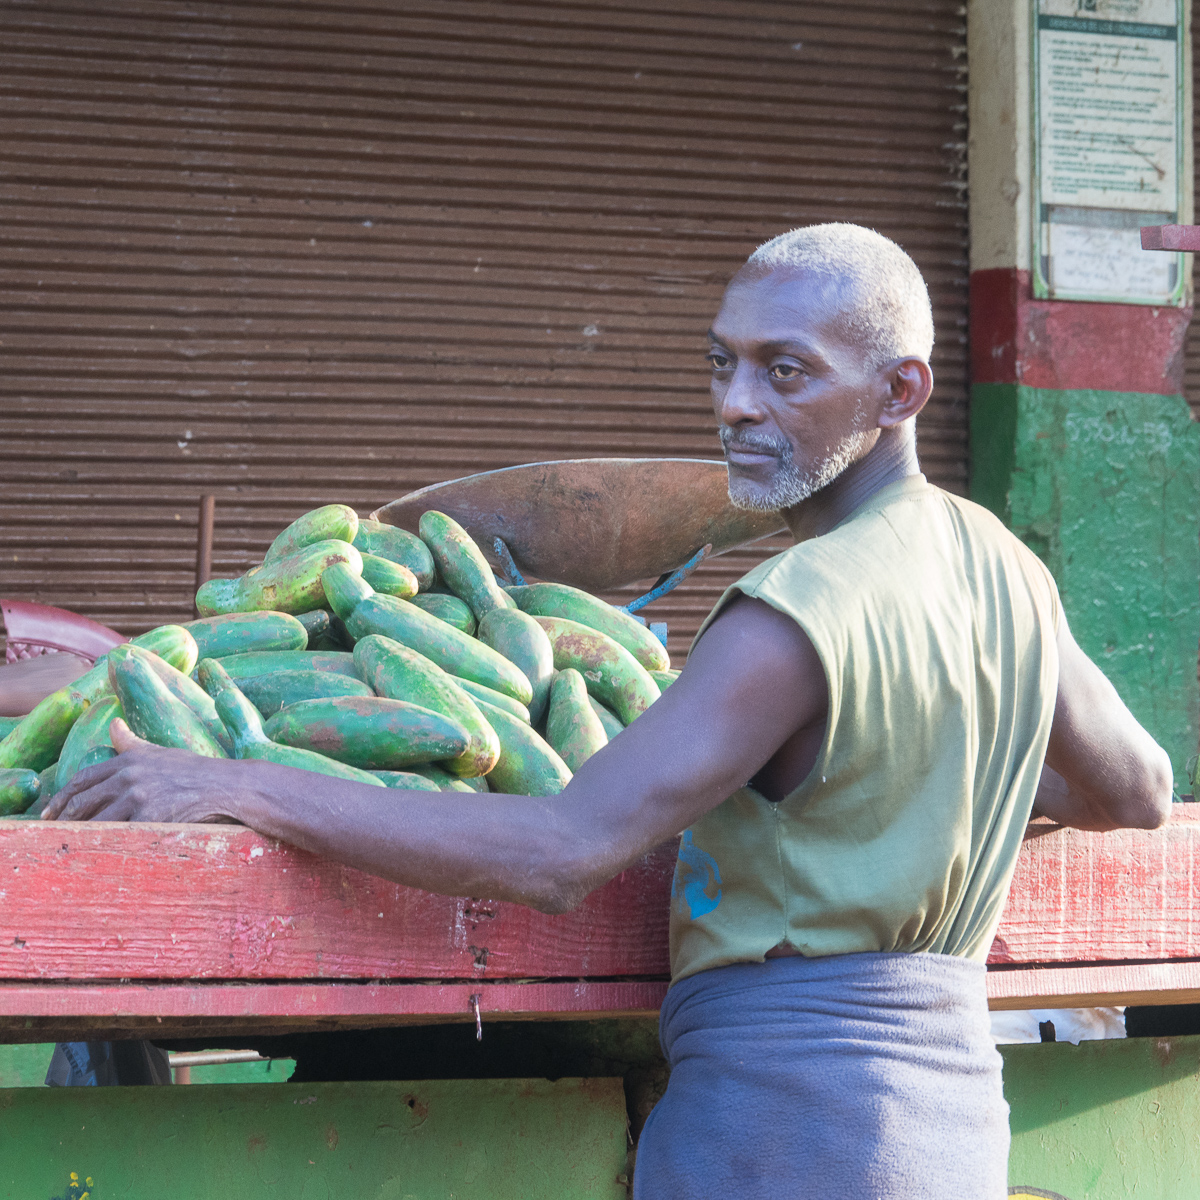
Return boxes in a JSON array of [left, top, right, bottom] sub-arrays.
[[670, 475, 1060, 984]]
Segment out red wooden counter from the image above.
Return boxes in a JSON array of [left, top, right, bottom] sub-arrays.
[[0, 810, 1197, 1041]]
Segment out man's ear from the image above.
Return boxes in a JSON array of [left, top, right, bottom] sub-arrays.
[[878, 357, 933, 427]]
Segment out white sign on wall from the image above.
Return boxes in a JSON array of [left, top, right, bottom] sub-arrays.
[[1033, 0, 1185, 303]]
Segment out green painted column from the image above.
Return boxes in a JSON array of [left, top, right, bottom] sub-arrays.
[[972, 383, 1200, 789]]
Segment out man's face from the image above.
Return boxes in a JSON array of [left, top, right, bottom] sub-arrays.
[[708, 266, 885, 512]]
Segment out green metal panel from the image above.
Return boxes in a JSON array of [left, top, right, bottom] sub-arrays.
[[0, 1042, 52, 1087], [0, 1077, 629, 1199], [1004, 1035, 1200, 1198], [970, 381, 1200, 788]]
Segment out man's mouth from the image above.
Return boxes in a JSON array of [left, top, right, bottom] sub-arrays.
[[724, 446, 778, 467]]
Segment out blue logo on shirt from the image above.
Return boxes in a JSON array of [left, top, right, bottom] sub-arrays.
[[673, 830, 723, 919]]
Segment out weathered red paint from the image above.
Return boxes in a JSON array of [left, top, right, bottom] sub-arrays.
[[969, 267, 1192, 394], [1141, 224, 1200, 252], [0, 812, 1195, 1035]]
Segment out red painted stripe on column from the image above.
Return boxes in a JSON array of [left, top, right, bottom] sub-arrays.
[[970, 268, 1193, 395]]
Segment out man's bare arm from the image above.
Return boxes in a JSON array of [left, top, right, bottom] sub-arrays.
[[1035, 615, 1173, 831], [43, 597, 829, 911]]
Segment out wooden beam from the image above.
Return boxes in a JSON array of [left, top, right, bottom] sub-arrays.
[[987, 961, 1200, 1011]]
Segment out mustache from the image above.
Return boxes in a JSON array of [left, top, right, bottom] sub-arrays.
[[718, 427, 791, 458]]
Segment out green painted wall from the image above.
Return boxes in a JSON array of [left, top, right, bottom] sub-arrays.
[[971, 383, 1200, 788], [0, 1076, 630, 1199], [1003, 1034, 1200, 1199]]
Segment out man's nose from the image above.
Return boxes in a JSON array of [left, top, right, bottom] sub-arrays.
[[715, 363, 767, 427]]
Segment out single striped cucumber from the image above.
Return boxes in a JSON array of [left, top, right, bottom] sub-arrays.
[[239, 670, 374, 719], [197, 660, 385, 787], [360, 554, 419, 599], [477, 608, 555, 726], [185, 611, 308, 659], [209, 650, 358, 683], [534, 617, 660, 726], [650, 669, 681, 691], [263, 695, 469, 771], [408, 592, 476, 636], [368, 770, 442, 791], [36, 763, 60, 803], [353, 634, 499, 778], [453, 677, 530, 724], [0, 768, 40, 816], [475, 698, 572, 797], [296, 609, 332, 644], [413, 764, 489, 793], [55, 694, 123, 792], [418, 510, 514, 620], [588, 696, 624, 740], [109, 646, 228, 758], [197, 539, 362, 617], [0, 624, 198, 772], [546, 669, 608, 772], [323, 563, 533, 705], [264, 504, 359, 564], [353, 518, 436, 591], [508, 583, 671, 673], [109, 644, 234, 756]]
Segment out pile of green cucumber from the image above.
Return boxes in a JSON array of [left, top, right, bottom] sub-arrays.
[[0, 504, 680, 816]]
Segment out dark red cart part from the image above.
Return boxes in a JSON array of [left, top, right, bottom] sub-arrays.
[[1141, 224, 1200, 251]]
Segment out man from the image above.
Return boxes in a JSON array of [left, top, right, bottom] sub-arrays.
[[45, 224, 1172, 1197]]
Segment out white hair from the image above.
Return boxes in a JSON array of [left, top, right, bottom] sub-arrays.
[[746, 223, 934, 367]]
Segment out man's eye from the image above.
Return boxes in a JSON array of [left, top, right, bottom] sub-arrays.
[[707, 353, 732, 370], [769, 362, 802, 380]]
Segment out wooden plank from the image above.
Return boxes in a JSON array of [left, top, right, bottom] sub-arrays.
[[0, 822, 674, 981], [1, 813, 1198, 999], [989, 812, 1200, 965], [987, 961, 1200, 1011], [0, 980, 671, 1042]]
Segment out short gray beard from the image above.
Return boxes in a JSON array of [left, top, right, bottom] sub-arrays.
[[721, 422, 873, 512]]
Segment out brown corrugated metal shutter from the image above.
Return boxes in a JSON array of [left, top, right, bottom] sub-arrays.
[[0, 0, 968, 660]]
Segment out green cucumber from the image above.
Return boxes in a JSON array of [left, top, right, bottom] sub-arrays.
[[475, 698, 572, 797], [55, 694, 123, 792], [0, 623, 202, 772], [353, 518, 436, 591], [263, 695, 469, 770], [37, 762, 59, 802], [418, 510, 514, 620], [185, 611, 308, 659], [239, 670, 374, 719], [263, 504, 359, 564], [477, 608, 555, 726], [546, 668, 608, 772], [110, 644, 234, 756], [413, 764, 489, 793], [197, 660, 385, 787], [650, 669, 681, 691], [0, 768, 40, 816], [296, 609, 332, 644], [587, 696, 624, 740], [209, 650, 358, 683], [453, 677, 530, 724], [368, 770, 442, 791], [353, 634, 499, 778], [76, 745, 118, 774], [533, 617, 660, 726], [197, 539, 362, 617], [509, 583, 671, 673], [323, 564, 533, 704], [109, 646, 227, 758], [360, 554, 419, 599], [408, 592, 476, 636]]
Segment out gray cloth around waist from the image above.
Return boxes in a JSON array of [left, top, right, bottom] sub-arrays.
[[634, 951, 1009, 1200]]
